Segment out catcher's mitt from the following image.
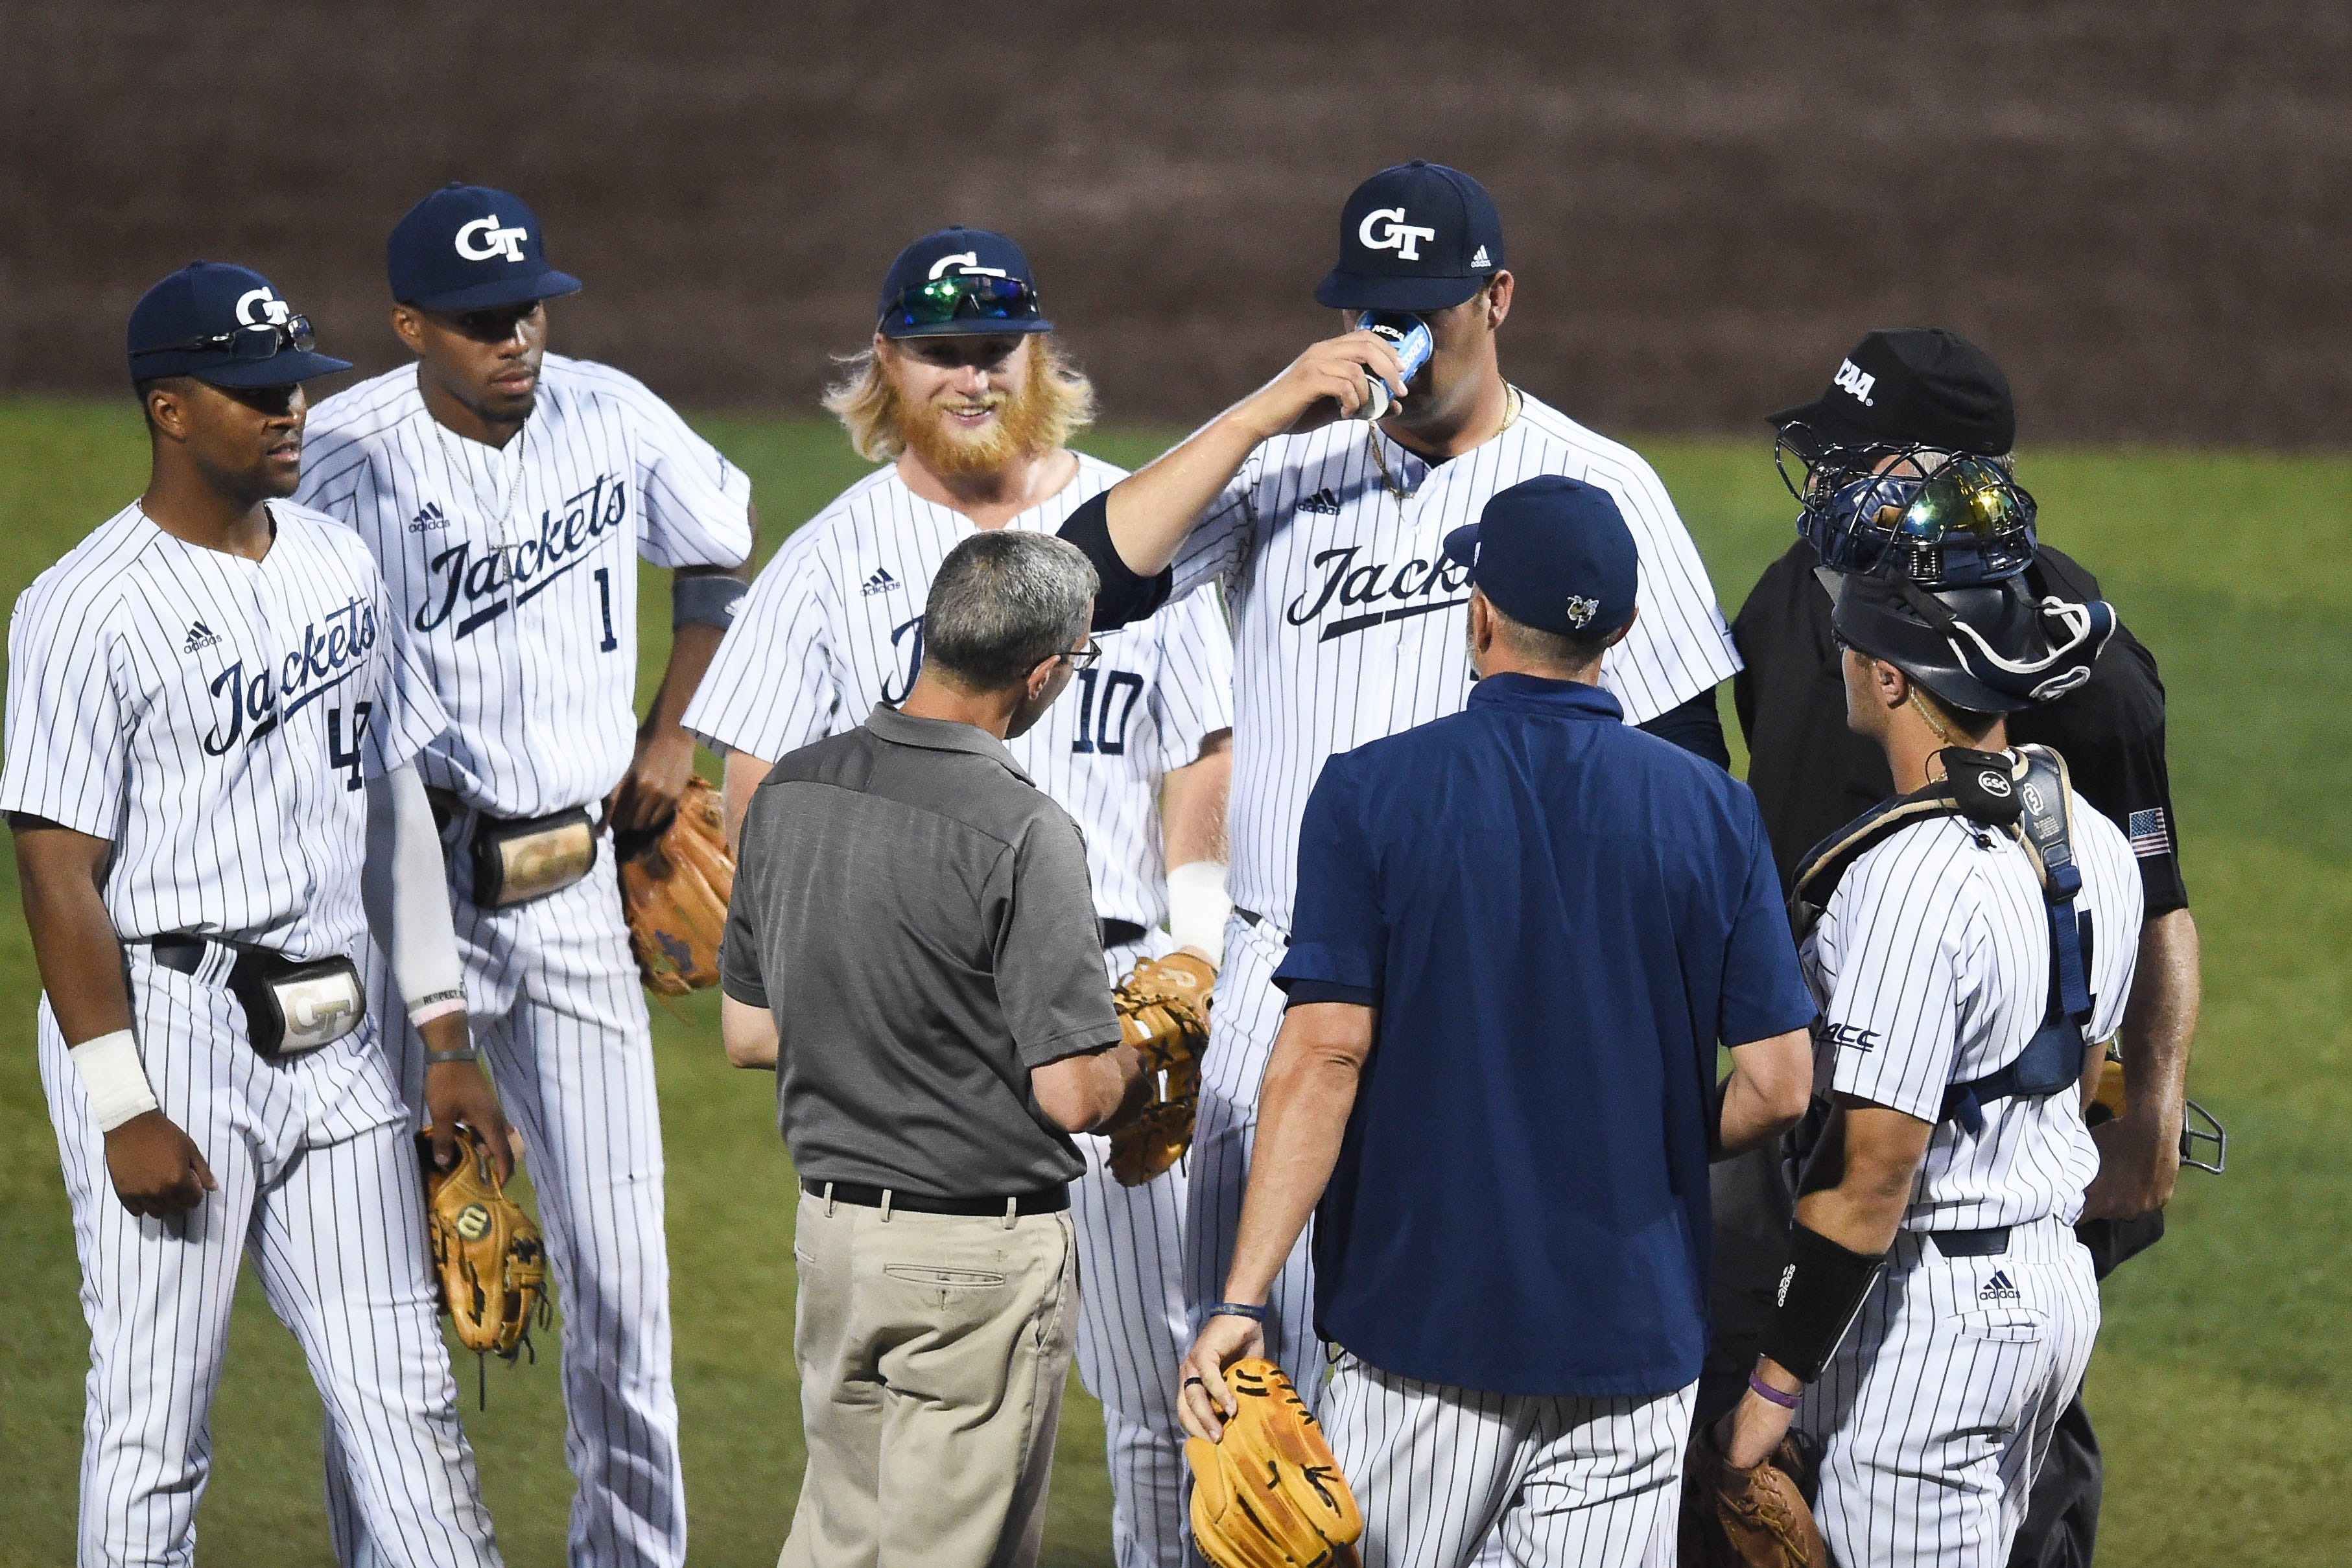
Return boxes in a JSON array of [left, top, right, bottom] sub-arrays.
[[421, 1124, 548, 1360], [1186, 1359, 1363, 1568], [1680, 1433, 1828, 1568], [1107, 951, 1214, 1186], [618, 773, 735, 997]]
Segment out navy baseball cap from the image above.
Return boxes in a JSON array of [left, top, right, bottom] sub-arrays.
[[1316, 161, 1505, 312], [1770, 328, 2016, 458], [126, 263, 352, 388], [1443, 476, 1638, 638], [874, 227, 1052, 339], [387, 184, 582, 311]]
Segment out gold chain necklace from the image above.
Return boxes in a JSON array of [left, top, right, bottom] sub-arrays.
[[1367, 382, 1522, 502]]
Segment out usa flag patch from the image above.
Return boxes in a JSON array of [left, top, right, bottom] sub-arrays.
[[2128, 807, 2172, 859]]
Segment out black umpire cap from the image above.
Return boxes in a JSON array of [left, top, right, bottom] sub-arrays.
[[1773, 328, 2015, 460]]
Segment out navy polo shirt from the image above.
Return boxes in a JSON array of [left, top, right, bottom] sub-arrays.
[[1273, 673, 1815, 1399]]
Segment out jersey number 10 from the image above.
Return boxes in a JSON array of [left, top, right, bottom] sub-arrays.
[[1071, 668, 1142, 756]]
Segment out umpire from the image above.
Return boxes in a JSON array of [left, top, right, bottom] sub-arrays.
[[1718, 329, 2207, 1566], [718, 531, 1147, 1568], [1177, 477, 1815, 1567]]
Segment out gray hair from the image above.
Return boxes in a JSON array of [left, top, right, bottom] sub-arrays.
[[923, 531, 1098, 690]]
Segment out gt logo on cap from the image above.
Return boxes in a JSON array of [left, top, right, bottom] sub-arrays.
[[235, 288, 292, 327], [928, 250, 1009, 280], [455, 216, 530, 264], [1565, 594, 1599, 630], [1358, 207, 1437, 261]]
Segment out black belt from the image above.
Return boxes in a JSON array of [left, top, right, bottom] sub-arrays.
[[801, 1178, 1069, 1217], [146, 933, 213, 974], [1929, 1226, 2012, 1258], [1100, 918, 1148, 949]]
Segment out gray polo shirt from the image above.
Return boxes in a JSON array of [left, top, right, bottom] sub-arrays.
[[720, 704, 1122, 1196]]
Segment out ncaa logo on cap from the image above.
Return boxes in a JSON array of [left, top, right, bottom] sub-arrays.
[[1358, 207, 1437, 261], [455, 216, 530, 264]]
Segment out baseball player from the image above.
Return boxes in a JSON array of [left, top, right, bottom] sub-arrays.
[[1718, 329, 2207, 1564], [1057, 161, 1743, 1421], [296, 186, 756, 1567], [6, 263, 506, 1566], [682, 226, 1235, 1568], [1712, 568, 2141, 1567]]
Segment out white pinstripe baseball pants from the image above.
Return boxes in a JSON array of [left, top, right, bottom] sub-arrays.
[[1183, 915, 1324, 1407], [1798, 1215, 2099, 1567], [1322, 1353, 1694, 1568], [40, 954, 500, 1568], [332, 845, 681, 1568], [1070, 933, 1193, 1568]]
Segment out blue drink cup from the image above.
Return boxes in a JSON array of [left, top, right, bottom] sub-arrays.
[[1355, 311, 1433, 421]]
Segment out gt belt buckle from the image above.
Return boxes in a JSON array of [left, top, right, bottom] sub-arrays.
[[270, 963, 366, 1055], [472, 807, 597, 909]]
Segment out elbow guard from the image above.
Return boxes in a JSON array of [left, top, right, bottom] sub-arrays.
[[1061, 490, 1173, 630], [1756, 1221, 1885, 1383]]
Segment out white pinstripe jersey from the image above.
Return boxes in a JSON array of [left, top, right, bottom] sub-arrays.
[[1169, 392, 1739, 927], [0, 502, 447, 959], [1801, 781, 2143, 1230], [683, 456, 1235, 931], [296, 354, 755, 819]]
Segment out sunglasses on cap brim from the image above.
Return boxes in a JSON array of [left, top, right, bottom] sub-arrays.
[[148, 317, 320, 362], [883, 274, 1040, 331]]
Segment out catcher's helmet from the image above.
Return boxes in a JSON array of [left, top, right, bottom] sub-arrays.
[[1833, 572, 2115, 714]]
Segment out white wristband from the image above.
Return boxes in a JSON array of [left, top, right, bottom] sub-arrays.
[[1166, 860, 1232, 968], [69, 1029, 160, 1133]]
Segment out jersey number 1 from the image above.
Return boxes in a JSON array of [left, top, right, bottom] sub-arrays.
[[327, 701, 374, 792], [594, 567, 618, 653]]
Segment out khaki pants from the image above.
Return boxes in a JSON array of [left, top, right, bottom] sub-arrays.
[[781, 1188, 1078, 1568]]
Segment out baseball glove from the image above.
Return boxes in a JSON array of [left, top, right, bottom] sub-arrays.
[[618, 773, 735, 997], [1680, 1433, 1828, 1568], [1186, 1359, 1363, 1568], [1107, 951, 1214, 1186], [421, 1124, 548, 1360]]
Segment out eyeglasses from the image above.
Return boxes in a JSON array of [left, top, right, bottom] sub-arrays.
[[884, 274, 1040, 331], [1061, 638, 1102, 670], [150, 316, 318, 362]]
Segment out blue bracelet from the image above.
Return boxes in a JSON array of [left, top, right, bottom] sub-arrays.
[[1208, 1301, 1269, 1322]]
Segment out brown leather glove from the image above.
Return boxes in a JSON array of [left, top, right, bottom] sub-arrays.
[[617, 773, 735, 996], [1186, 1358, 1363, 1568], [421, 1123, 548, 1359], [1680, 1431, 1829, 1568], [1106, 952, 1214, 1186]]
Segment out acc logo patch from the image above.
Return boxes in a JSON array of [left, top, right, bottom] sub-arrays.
[[454, 1202, 493, 1242], [1564, 594, 1599, 629]]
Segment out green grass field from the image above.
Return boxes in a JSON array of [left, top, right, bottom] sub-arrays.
[[0, 399, 2346, 1565]]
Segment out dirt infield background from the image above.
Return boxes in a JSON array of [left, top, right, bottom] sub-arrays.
[[6, 1, 2347, 445]]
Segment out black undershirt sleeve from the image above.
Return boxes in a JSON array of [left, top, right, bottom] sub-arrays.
[[1636, 686, 1732, 769], [1060, 489, 1174, 631]]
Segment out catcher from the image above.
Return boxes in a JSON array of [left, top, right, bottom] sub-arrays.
[[1180, 480, 1817, 1567]]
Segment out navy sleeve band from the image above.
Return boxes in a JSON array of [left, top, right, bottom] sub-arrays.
[[1061, 489, 1173, 630], [1278, 979, 1380, 1008], [673, 573, 749, 630], [1636, 686, 1731, 768], [1756, 1220, 1885, 1383]]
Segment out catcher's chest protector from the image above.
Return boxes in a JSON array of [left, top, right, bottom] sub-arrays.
[[1789, 745, 2095, 1134]]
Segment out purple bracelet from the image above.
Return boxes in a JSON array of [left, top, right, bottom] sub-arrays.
[[1748, 1370, 1802, 1410]]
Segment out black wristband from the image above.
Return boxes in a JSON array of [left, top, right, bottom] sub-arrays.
[[1059, 490, 1172, 631], [1756, 1221, 1885, 1383], [673, 573, 748, 631]]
